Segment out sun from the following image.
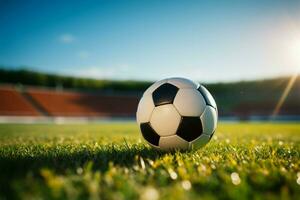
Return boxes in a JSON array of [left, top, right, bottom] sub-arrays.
[[289, 37, 300, 71]]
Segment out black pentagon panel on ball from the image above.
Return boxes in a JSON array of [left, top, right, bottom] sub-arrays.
[[152, 83, 179, 106], [176, 117, 203, 142], [140, 123, 160, 146], [197, 85, 215, 108]]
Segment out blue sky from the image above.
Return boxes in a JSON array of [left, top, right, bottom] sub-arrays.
[[0, 0, 300, 82]]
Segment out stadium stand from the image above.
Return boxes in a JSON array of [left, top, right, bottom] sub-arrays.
[[0, 86, 40, 116], [233, 100, 300, 116], [0, 73, 299, 120], [26, 89, 139, 117]]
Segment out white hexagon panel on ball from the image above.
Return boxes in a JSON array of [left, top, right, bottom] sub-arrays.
[[150, 104, 181, 137], [136, 94, 155, 124], [173, 89, 206, 116]]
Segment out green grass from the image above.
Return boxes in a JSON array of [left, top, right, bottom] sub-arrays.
[[0, 122, 299, 200]]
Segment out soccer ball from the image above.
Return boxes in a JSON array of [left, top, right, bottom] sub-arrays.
[[136, 77, 218, 151]]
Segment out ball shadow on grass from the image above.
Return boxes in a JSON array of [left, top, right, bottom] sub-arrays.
[[0, 143, 167, 178]]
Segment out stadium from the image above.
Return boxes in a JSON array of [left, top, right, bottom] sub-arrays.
[[0, 1, 300, 200], [1, 69, 299, 122]]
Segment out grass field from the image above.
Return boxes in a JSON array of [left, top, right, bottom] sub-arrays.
[[0, 122, 299, 200]]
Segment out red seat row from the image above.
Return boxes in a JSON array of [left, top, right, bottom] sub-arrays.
[[0, 86, 139, 117], [26, 89, 139, 117], [0, 86, 40, 116]]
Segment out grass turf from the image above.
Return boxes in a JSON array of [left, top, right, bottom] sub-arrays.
[[0, 122, 299, 200]]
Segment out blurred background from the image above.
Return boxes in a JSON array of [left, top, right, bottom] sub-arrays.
[[0, 0, 299, 122]]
